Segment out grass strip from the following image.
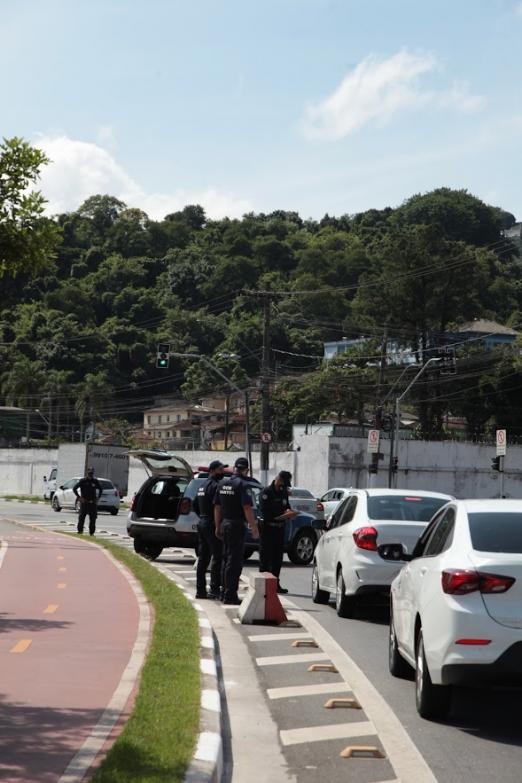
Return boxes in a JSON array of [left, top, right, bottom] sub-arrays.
[[1, 494, 44, 502], [89, 540, 201, 783]]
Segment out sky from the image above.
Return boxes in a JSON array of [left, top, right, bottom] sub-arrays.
[[2, 0, 522, 221]]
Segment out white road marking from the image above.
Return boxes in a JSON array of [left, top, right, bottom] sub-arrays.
[[280, 720, 375, 746], [0, 540, 8, 570], [256, 652, 330, 666], [248, 631, 313, 642], [267, 682, 351, 700], [201, 658, 217, 677], [193, 731, 222, 763], [201, 689, 221, 712]]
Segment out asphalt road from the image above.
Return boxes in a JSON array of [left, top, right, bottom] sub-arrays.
[[2, 499, 522, 783]]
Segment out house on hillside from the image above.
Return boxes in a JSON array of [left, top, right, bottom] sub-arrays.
[[451, 319, 518, 349]]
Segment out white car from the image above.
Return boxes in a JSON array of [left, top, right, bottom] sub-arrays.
[[288, 487, 324, 520], [312, 489, 453, 617], [319, 487, 351, 520], [390, 499, 522, 720], [52, 477, 121, 515]]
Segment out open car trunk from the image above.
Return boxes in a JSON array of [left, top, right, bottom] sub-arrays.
[[127, 450, 194, 521]]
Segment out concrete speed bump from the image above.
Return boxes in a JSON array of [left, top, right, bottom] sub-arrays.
[[292, 639, 318, 648], [324, 697, 361, 709], [340, 745, 385, 759], [308, 662, 338, 673]]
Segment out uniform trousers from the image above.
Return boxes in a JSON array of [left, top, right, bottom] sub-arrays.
[[196, 519, 223, 596], [259, 522, 285, 579], [78, 501, 97, 534], [222, 519, 246, 602]]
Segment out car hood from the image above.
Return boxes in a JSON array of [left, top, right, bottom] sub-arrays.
[[126, 449, 194, 480]]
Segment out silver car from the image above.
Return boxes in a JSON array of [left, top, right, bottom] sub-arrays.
[[288, 487, 324, 520]]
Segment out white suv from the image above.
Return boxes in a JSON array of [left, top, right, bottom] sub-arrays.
[[312, 488, 453, 617]]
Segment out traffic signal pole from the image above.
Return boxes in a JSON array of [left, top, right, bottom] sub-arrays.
[[260, 295, 271, 486]]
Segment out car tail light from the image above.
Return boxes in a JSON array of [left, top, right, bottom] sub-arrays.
[[316, 501, 324, 512], [179, 497, 192, 515], [353, 527, 378, 551], [442, 569, 515, 595], [130, 494, 137, 511]]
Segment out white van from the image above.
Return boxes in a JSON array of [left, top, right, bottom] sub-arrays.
[[43, 467, 58, 501]]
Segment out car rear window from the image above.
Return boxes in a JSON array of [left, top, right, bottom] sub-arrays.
[[468, 512, 522, 553], [99, 479, 114, 489], [367, 495, 448, 522], [290, 489, 313, 498]]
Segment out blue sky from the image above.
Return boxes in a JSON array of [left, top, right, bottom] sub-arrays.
[[2, 0, 522, 219]]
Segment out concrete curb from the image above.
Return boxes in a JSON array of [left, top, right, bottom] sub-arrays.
[[156, 565, 223, 783]]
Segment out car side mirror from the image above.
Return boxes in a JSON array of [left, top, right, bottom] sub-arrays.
[[43, 476, 47, 481], [59, 485, 64, 490]]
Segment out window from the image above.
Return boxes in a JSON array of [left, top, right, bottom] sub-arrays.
[[424, 508, 455, 557], [166, 415, 170, 422], [176, 414, 181, 422], [327, 497, 347, 529], [158, 415, 162, 424], [468, 512, 522, 553], [98, 479, 114, 490], [338, 495, 358, 526], [321, 491, 333, 502], [289, 488, 313, 498], [367, 495, 449, 522], [411, 511, 445, 559], [147, 415, 151, 424], [49, 468, 57, 480], [62, 479, 77, 489]]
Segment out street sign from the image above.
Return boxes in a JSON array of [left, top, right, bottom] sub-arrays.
[[496, 429, 506, 457], [367, 429, 380, 454], [261, 432, 272, 444]]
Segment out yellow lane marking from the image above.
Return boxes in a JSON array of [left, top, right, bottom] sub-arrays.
[[57, 582, 66, 589], [11, 639, 32, 654], [44, 604, 59, 614], [58, 567, 67, 572]]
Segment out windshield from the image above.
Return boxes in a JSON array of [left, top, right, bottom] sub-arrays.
[[368, 495, 448, 522], [98, 479, 114, 489], [468, 512, 522, 553]]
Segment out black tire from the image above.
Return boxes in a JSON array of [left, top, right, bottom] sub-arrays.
[[389, 603, 413, 679], [311, 562, 330, 604], [74, 498, 81, 513], [110, 507, 119, 516], [287, 529, 316, 565], [52, 495, 61, 512], [335, 568, 356, 618], [133, 537, 163, 561], [243, 546, 256, 561], [415, 630, 451, 720]]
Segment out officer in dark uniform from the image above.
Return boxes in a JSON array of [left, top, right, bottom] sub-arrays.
[[258, 470, 298, 594], [214, 456, 259, 605], [194, 460, 226, 600], [73, 467, 103, 535]]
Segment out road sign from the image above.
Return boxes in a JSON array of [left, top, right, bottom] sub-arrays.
[[261, 432, 272, 444], [496, 429, 506, 457], [367, 429, 380, 454]]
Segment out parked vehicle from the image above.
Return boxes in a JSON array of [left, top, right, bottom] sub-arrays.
[[312, 489, 453, 616], [43, 466, 58, 501], [52, 477, 121, 515], [390, 498, 522, 719], [288, 487, 324, 520], [56, 444, 129, 498], [319, 487, 351, 520], [127, 451, 323, 564]]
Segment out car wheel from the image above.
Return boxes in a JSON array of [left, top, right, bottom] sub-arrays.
[[74, 498, 81, 513], [389, 604, 413, 679], [244, 546, 256, 561], [133, 537, 163, 561], [52, 495, 61, 512], [335, 568, 356, 618], [287, 529, 316, 565], [415, 630, 451, 720], [110, 507, 119, 516], [311, 562, 330, 604]]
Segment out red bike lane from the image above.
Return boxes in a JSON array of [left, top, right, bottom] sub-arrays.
[[0, 524, 144, 783]]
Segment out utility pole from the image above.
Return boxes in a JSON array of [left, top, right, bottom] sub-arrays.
[[260, 294, 272, 486]]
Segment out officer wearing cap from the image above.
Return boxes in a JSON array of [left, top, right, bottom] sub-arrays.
[[73, 467, 103, 536], [258, 470, 298, 594], [214, 456, 259, 604], [194, 460, 226, 600]]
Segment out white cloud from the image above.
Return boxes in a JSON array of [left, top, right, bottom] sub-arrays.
[[515, 2, 522, 17], [302, 50, 485, 140], [34, 134, 252, 219]]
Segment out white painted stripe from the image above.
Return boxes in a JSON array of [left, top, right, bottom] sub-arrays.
[[58, 547, 151, 783], [201, 658, 217, 677], [0, 540, 8, 570], [194, 731, 222, 763], [248, 631, 313, 642], [184, 576, 197, 582], [267, 682, 351, 700], [201, 635, 214, 650], [280, 720, 374, 747], [201, 689, 221, 712], [256, 652, 330, 667], [199, 618, 211, 629], [170, 568, 195, 573]]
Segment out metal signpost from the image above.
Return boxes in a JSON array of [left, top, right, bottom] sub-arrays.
[[496, 429, 506, 498]]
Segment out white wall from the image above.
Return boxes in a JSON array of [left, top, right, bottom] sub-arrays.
[[0, 448, 58, 496]]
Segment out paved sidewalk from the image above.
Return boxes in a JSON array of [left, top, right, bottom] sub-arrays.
[[0, 520, 147, 783]]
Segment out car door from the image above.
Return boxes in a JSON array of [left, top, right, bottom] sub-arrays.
[[61, 478, 78, 508], [317, 497, 349, 590], [331, 495, 359, 579], [400, 507, 456, 660]]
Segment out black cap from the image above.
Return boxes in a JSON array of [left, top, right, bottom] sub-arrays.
[[278, 470, 292, 487], [209, 460, 227, 471], [234, 457, 249, 470]]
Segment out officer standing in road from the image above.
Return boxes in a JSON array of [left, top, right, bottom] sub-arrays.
[[73, 467, 103, 536], [258, 470, 298, 594], [214, 456, 259, 605], [194, 460, 226, 600]]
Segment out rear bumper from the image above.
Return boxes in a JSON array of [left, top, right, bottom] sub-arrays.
[[127, 520, 197, 548], [441, 642, 522, 686]]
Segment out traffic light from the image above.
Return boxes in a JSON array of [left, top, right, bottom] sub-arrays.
[[156, 342, 171, 369], [491, 456, 501, 472], [392, 456, 399, 473]]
